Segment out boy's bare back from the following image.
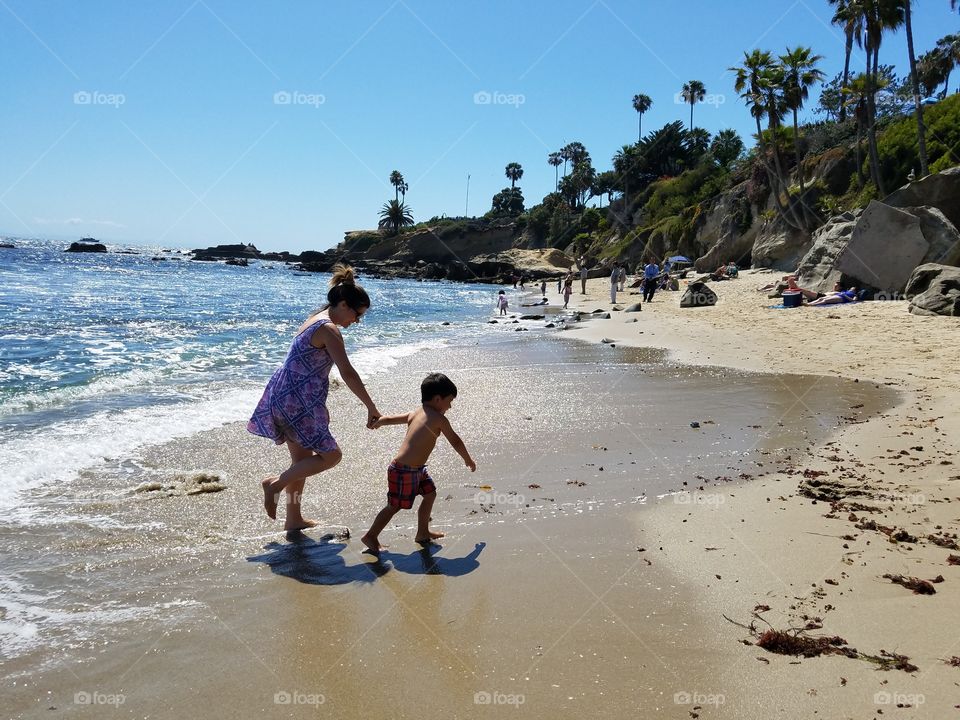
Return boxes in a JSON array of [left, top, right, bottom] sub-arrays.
[[391, 405, 447, 467]]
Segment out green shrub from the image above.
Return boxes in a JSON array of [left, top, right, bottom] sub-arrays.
[[876, 93, 960, 189]]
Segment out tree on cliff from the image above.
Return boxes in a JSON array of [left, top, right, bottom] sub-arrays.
[[490, 187, 524, 215], [548, 152, 562, 191], [780, 45, 825, 196], [710, 129, 744, 167], [389, 170, 405, 202], [680, 80, 706, 131], [378, 200, 414, 234], [505, 162, 524, 189], [632, 93, 653, 142]]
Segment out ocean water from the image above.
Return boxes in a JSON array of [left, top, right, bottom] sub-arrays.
[[0, 238, 502, 521]]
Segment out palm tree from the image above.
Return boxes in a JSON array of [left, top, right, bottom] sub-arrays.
[[710, 129, 745, 167], [400, 181, 409, 203], [686, 128, 712, 157], [389, 170, 404, 203], [903, 0, 929, 176], [378, 200, 414, 235], [730, 50, 796, 227], [680, 80, 706, 131], [842, 73, 884, 188], [548, 152, 562, 191], [780, 46, 825, 197], [936, 34, 960, 95], [632, 93, 653, 142], [504, 162, 523, 189], [829, 1, 862, 123]]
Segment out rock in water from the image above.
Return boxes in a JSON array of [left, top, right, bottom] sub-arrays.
[[624, 303, 643, 312]]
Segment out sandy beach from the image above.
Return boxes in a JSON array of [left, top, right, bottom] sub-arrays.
[[4, 273, 957, 720], [556, 270, 960, 718]]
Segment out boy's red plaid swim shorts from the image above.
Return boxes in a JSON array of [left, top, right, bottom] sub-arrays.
[[387, 462, 436, 509]]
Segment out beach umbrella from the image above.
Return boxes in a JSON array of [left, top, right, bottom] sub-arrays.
[[667, 255, 691, 263]]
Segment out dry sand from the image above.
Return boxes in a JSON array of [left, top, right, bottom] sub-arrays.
[[554, 270, 960, 718]]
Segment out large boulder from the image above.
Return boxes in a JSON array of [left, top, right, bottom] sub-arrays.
[[750, 225, 813, 272], [193, 243, 260, 260], [905, 263, 960, 316], [679, 281, 717, 308], [796, 209, 862, 293], [884, 167, 960, 232], [835, 201, 930, 293], [693, 185, 761, 273], [903, 206, 960, 266]]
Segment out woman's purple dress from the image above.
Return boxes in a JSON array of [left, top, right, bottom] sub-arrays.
[[247, 318, 339, 453]]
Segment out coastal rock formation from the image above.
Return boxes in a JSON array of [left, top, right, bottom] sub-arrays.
[[883, 166, 960, 231], [65, 241, 106, 253], [0, 242, 15, 249], [905, 263, 960, 316], [192, 243, 262, 261], [679, 281, 717, 307], [796, 201, 960, 294]]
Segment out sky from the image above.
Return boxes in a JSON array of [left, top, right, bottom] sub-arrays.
[[1, 0, 955, 253]]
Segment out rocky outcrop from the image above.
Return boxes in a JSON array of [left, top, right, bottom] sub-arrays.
[[883, 166, 960, 231], [65, 241, 106, 253], [905, 263, 960, 316], [796, 200, 960, 294], [692, 183, 760, 273], [192, 243, 262, 261]]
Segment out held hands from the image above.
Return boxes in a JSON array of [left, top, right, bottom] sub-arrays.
[[366, 408, 381, 429]]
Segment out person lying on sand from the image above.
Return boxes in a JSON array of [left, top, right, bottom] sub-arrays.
[[361, 373, 476, 553], [808, 287, 859, 306]]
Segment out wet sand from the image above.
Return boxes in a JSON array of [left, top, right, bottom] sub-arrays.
[[1, 330, 898, 719]]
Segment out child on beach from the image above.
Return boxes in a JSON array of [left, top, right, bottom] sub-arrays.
[[361, 373, 476, 552], [563, 277, 573, 308], [496, 290, 509, 316], [248, 264, 381, 531]]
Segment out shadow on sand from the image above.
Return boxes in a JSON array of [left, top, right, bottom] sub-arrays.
[[247, 532, 485, 585]]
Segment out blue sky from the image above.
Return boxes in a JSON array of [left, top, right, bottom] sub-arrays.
[[1, 1, 954, 252]]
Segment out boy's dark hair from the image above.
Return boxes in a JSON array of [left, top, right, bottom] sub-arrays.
[[421, 373, 457, 403]]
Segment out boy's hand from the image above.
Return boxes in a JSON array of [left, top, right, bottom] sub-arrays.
[[466, 459, 476, 472], [366, 412, 380, 429]]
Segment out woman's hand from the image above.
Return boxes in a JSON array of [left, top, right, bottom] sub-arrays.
[[366, 408, 381, 429]]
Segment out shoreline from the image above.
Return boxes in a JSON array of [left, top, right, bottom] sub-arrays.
[[3, 269, 956, 718], [552, 270, 960, 717]]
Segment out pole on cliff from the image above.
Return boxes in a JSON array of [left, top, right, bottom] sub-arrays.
[[465, 174, 470, 218]]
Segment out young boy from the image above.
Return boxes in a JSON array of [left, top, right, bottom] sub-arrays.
[[361, 373, 476, 553]]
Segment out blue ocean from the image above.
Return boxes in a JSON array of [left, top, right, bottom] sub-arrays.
[[0, 238, 501, 520]]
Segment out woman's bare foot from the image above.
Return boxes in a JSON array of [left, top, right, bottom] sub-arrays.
[[360, 534, 387, 554], [284, 517, 318, 532], [415, 530, 445, 544], [261, 478, 278, 519]]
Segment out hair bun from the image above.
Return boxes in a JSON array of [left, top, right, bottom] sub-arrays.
[[329, 263, 356, 288]]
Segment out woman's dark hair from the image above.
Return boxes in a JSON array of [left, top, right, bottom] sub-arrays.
[[320, 263, 370, 313], [421, 373, 457, 402]]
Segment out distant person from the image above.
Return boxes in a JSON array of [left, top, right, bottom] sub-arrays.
[[511, 273, 519, 289], [808, 286, 859, 306], [609, 263, 619, 303], [725, 260, 739, 278], [642, 259, 660, 303], [496, 290, 509, 316], [540, 280, 547, 297], [519, 275, 526, 290], [563, 276, 573, 308], [249, 264, 381, 531], [361, 373, 476, 553], [557, 276, 563, 293], [579, 258, 588, 295], [618, 265, 627, 291]]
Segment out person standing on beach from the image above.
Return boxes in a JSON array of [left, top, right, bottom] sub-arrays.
[[579, 257, 588, 295], [643, 259, 660, 303], [618, 265, 627, 292], [496, 290, 509, 316], [361, 373, 475, 553], [610, 263, 619, 303], [248, 264, 381, 531], [540, 280, 547, 297], [563, 276, 573, 308]]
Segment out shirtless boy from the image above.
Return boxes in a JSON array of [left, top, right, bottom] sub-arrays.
[[361, 373, 476, 553]]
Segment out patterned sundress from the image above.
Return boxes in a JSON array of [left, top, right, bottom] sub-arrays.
[[247, 317, 339, 453]]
